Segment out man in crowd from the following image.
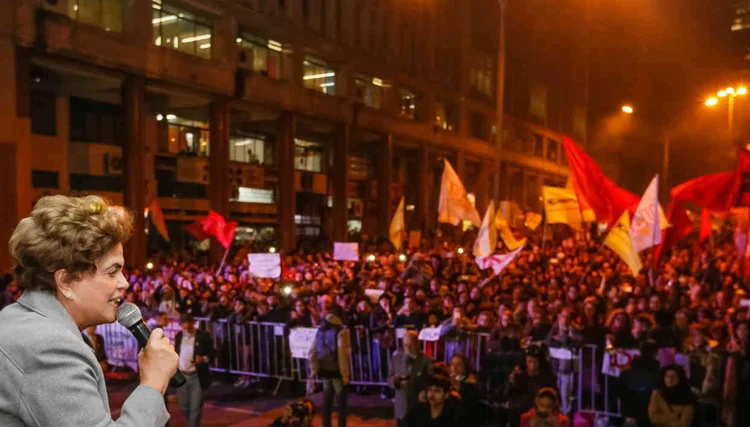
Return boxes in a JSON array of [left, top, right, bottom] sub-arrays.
[[389, 330, 433, 427], [309, 311, 351, 427], [175, 313, 213, 427]]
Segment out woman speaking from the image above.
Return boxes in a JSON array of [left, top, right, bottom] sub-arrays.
[[0, 195, 179, 427]]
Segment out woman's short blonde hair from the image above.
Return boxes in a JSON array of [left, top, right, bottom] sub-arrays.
[[9, 195, 134, 292]]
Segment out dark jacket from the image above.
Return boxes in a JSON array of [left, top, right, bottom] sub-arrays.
[[403, 401, 462, 427], [175, 329, 214, 389], [389, 350, 433, 419]]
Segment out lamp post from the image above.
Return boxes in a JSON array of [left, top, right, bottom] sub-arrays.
[[620, 104, 670, 199], [705, 86, 747, 144]]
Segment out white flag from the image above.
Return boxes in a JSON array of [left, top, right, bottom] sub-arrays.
[[473, 201, 497, 259], [475, 245, 524, 275], [630, 175, 662, 253], [438, 159, 481, 227]]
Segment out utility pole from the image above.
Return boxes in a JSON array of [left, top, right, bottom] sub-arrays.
[[492, 0, 507, 204]]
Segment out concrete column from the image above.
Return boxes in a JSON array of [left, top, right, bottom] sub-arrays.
[[277, 112, 296, 253], [455, 150, 466, 181], [208, 99, 230, 263], [377, 135, 394, 237], [416, 144, 430, 234], [475, 160, 492, 214], [122, 75, 147, 268], [332, 124, 350, 242]]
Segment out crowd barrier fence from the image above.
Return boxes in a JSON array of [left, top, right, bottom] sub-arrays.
[[97, 319, 728, 425]]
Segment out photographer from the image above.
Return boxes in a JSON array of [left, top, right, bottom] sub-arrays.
[[268, 399, 315, 427]]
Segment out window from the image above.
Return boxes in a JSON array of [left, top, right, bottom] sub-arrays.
[[30, 91, 56, 136], [399, 88, 418, 120], [532, 133, 544, 157], [165, 116, 210, 157], [294, 139, 325, 172], [69, 0, 122, 32], [235, 187, 274, 204], [530, 83, 548, 124], [355, 75, 387, 109], [303, 56, 336, 95], [546, 139, 559, 162], [230, 134, 273, 165], [434, 101, 457, 132], [470, 54, 493, 98], [152, 1, 212, 59], [69, 97, 123, 145], [32, 170, 59, 189], [237, 33, 282, 79], [470, 112, 487, 141]]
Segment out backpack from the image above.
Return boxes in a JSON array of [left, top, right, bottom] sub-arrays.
[[316, 320, 341, 377]]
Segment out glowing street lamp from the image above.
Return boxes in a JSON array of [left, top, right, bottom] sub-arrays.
[[705, 97, 718, 107], [621, 105, 634, 114]]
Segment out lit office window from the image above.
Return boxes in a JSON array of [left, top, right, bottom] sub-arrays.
[[355, 75, 387, 109], [434, 101, 457, 132], [399, 88, 418, 120], [69, 0, 122, 32], [470, 55, 493, 98], [152, 1, 212, 59], [294, 139, 325, 172], [547, 139, 559, 162], [166, 116, 210, 157], [237, 33, 282, 79], [303, 56, 336, 95], [230, 134, 273, 165]]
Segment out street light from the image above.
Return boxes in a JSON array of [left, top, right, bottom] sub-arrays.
[[705, 85, 747, 144], [621, 105, 634, 114]]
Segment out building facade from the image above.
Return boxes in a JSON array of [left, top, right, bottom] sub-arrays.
[[0, 0, 581, 269]]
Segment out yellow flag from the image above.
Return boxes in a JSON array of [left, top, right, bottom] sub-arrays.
[[604, 211, 642, 276], [438, 159, 481, 227], [473, 201, 497, 259], [543, 186, 584, 231], [495, 209, 526, 250], [389, 197, 405, 251], [149, 197, 170, 241]]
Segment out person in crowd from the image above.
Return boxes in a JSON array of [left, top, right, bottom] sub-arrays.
[[519, 388, 569, 427], [389, 330, 433, 427], [619, 339, 661, 427], [83, 325, 109, 373], [648, 365, 696, 427], [402, 374, 461, 427], [505, 346, 558, 427], [309, 312, 351, 427], [449, 353, 484, 427], [175, 313, 214, 427], [370, 294, 395, 384], [267, 399, 315, 427]]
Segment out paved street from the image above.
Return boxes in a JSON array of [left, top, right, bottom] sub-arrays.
[[107, 377, 396, 427]]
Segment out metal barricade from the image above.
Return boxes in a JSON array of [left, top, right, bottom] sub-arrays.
[[577, 345, 622, 420]]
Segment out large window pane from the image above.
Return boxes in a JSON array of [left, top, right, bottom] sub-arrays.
[[153, 2, 212, 59], [303, 56, 336, 95], [230, 135, 272, 165], [294, 139, 325, 172], [101, 0, 122, 32], [70, 0, 121, 32], [237, 34, 282, 78]]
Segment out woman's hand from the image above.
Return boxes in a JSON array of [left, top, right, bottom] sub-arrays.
[[138, 328, 179, 395]]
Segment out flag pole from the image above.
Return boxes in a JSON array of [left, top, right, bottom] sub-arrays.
[[215, 243, 232, 277]]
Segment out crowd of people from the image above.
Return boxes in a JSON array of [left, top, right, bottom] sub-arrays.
[[2, 219, 750, 427]]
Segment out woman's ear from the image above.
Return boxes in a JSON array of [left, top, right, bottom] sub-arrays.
[[54, 270, 74, 300]]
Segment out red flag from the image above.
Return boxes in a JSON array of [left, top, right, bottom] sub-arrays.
[[735, 149, 750, 207], [562, 137, 639, 226], [670, 171, 736, 211], [699, 209, 711, 242], [184, 211, 237, 249], [653, 200, 694, 266], [185, 220, 210, 241]]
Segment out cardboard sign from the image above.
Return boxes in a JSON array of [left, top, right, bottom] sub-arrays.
[[602, 348, 640, 377], [408, 231, 422, 249], [289, 327, 319, 359], [334, 242, 359, 261], [248, 253, 281, 278], [418, 326, 442, 342]]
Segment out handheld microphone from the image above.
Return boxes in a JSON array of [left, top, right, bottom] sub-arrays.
[[117, 302, 187, 388]]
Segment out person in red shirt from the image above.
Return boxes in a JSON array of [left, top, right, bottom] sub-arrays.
[[520, 388, 569, 427]]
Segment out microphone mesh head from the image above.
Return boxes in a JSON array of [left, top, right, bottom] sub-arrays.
[[117, 302, 143, 328]]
